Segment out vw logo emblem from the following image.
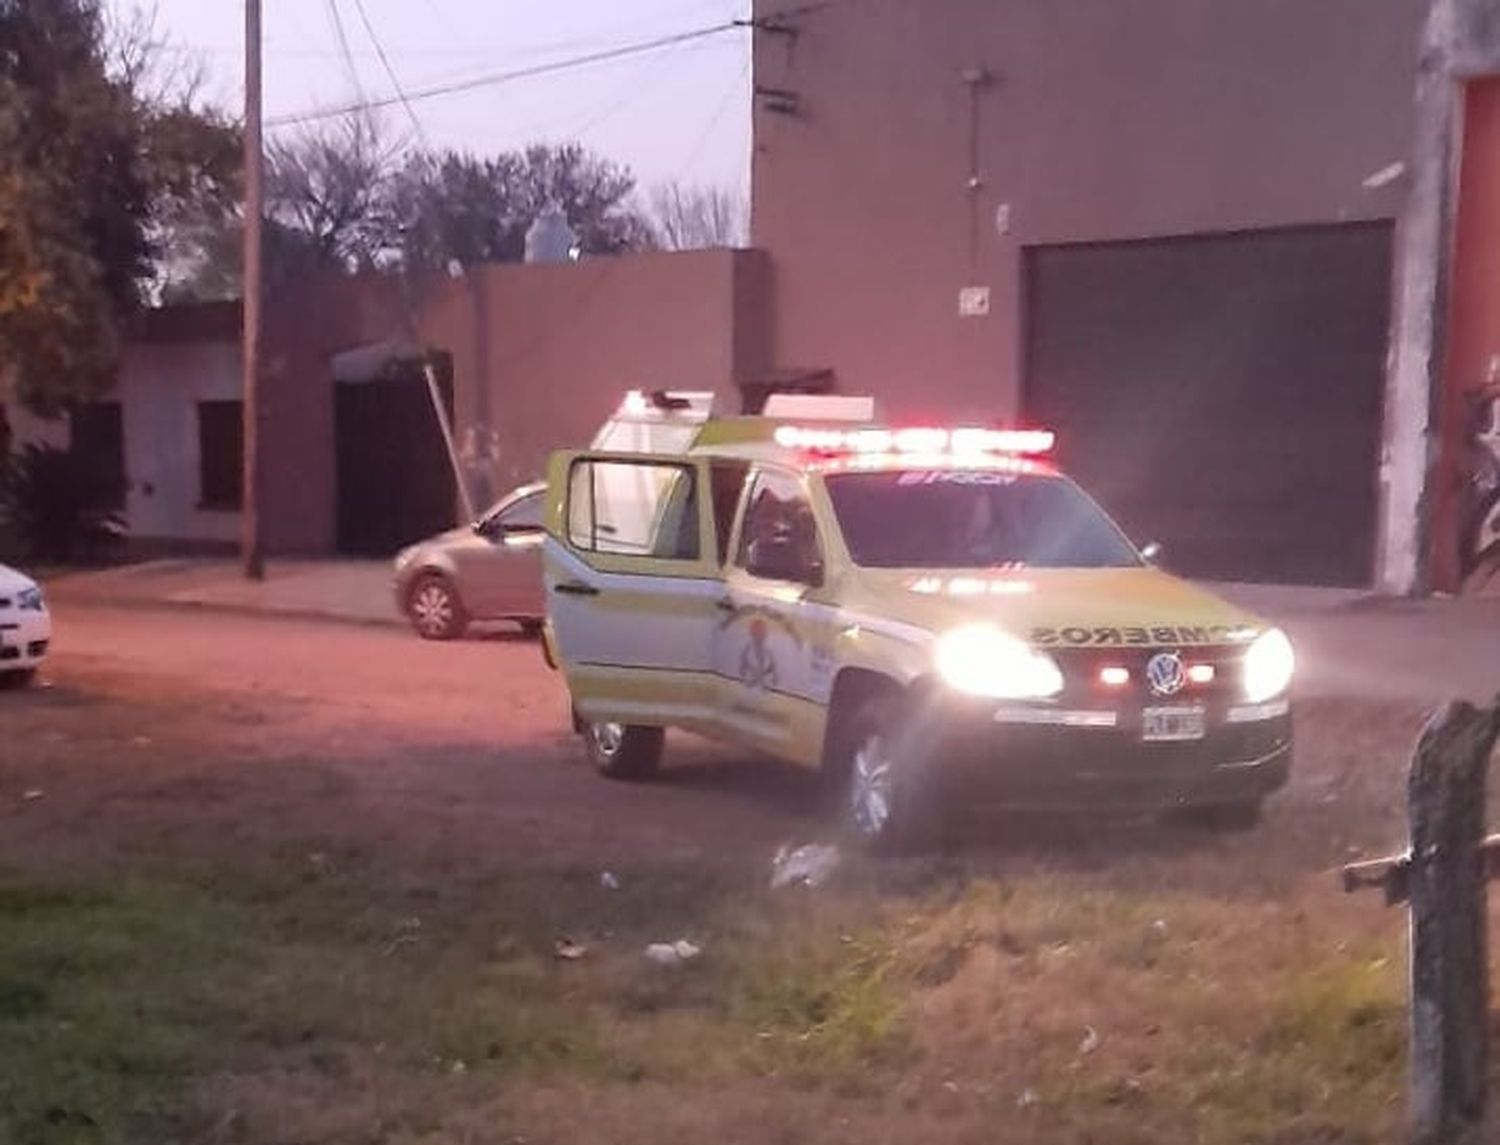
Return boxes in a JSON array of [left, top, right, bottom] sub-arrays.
[[1145, 652, 1186, 697]]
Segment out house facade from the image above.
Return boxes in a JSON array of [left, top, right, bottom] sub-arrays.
[[3, 249, 772, 559]]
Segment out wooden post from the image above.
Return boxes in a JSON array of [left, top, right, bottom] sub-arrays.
[[241, 0, 265, 580], [1406, 699, 1500, 1144]]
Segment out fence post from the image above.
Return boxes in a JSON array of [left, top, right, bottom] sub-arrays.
[[1406, 699, 1500, 1144]]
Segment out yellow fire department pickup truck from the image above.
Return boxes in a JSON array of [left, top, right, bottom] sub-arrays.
[[541, 397, 1293, 849]]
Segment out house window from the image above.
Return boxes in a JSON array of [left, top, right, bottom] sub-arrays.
[[197, 401, 243, 510]]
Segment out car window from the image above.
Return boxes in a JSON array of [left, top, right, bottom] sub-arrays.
[[824, 470, 1141, 569], [497, 491, 544, 531], [736, 469, 822, 581], [710, 461, 751, 566], [567, 460, 701, 561]]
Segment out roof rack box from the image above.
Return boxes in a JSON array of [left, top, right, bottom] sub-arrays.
[[591, 390, 718, 453], [761, 394, 876, 422]]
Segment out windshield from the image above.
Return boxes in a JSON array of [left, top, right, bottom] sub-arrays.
[[824, 470, 1142, 569]]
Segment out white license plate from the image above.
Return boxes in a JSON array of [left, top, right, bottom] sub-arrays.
[[1141, 706, 1206, 742]]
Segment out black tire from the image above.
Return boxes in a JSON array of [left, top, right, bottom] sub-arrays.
[[518, 619, 545, 639], [406, 574, 468, 640], [0, 669, 37, 691], [584, 721, 664, 781], [827, 692, 942, 853]]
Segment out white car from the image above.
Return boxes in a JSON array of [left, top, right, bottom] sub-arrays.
[[0, 564, 50, 686]]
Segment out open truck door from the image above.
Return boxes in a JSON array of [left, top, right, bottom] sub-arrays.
[[543, 450, 725, 739]]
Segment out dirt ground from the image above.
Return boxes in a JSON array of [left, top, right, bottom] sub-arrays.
[[1, 603, 1493, 1145]]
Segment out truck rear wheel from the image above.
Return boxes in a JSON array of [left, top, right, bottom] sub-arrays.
[[584, 721, 664, 780]]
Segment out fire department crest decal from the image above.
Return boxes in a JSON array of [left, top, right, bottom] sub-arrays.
[[1145, 652, 1186, 697], [739, 617, 777, 692]]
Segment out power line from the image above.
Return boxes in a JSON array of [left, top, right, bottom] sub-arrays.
[[265, 20, 746, 130], [324, 0, 367, 104], [347, 0, 429, 143], [676, 53, 751, 183]]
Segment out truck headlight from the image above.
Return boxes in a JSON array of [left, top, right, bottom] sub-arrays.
[[17, 586, 44, 612], [935, 625, 1064, 700], [1243, 628, 1294, 703]]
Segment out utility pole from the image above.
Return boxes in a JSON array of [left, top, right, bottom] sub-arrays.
[[241, 0, 265, 580]]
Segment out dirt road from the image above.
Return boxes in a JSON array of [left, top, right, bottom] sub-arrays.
[[3, 603, 831, 876], [4, 601, 1437, 883], [1, 603, 1476, 1145]]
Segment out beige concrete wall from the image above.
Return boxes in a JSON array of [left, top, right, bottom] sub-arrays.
[[119, 339, 243, 547], [260, 248, 770, 552], [414, 248, 770, 501]]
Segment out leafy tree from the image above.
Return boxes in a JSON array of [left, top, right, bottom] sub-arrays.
[[0, 0, 237, 414], [265, 122, 654, 273], [0, 441, 125, 562]]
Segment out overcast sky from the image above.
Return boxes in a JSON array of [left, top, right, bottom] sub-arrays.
[[110, 0, 753, 195]]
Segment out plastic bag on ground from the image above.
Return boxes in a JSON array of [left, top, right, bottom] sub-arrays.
[[770, 843, 841, 889]]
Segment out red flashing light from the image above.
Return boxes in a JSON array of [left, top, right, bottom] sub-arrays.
[[773, 425, 1055, 456]]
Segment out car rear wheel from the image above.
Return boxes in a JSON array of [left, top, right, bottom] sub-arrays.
[[0, 669, 37, 690], [831, 694, 941, 852], [585, 721, 664, 780], [407, 574, 468, 640]]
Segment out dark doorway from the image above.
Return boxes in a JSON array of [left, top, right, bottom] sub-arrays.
[[71, 401, 126, 511], [1025, 223, 1391, 587], [334, 355, 458, 557]]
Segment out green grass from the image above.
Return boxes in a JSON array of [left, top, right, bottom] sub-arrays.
[[0, 857, 1418, 1145]]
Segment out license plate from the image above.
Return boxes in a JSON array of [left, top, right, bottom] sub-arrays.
[[1141, 706, 1206, 742]]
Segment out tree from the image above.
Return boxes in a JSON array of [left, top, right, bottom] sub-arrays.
[[648, 182, 748, 251], [389, 142, 655, 271], [0, 0, 238, 414], [264, 113, 404, 276]]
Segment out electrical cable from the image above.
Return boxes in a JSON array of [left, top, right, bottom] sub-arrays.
[[266, 20, 745, 130]]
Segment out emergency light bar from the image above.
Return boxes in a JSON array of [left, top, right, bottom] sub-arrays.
[[772, 425, 1056, 456]]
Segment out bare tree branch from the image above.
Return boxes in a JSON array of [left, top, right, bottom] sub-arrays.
[[648, 182, 747, 251]]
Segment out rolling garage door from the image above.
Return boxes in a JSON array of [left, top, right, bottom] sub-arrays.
[[1024, 223, 1391, 586]]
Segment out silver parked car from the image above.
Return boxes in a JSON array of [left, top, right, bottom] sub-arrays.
[[393, 482, 546, 639]]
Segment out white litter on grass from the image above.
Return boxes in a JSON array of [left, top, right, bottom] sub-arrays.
[[770, 843, 841, 889], [600, 871, 620, 890], [22, 789, 43, 802], [1017, 1088, 1040, 1109], [644, 940, 702, 967], [1079, 1026, 1101, 1056], [554, 937, 588, 961]]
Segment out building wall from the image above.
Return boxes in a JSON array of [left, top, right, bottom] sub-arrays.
[[118, 338, 243, 547], [752, 0, 1427, 416], [2, 334, 241, 551], [263, 248, 770, 553], [262, 273, 407, 554], [417, 248, 772, 498]]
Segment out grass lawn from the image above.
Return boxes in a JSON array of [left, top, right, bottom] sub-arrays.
[[0, 850, 1414, 1145]]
